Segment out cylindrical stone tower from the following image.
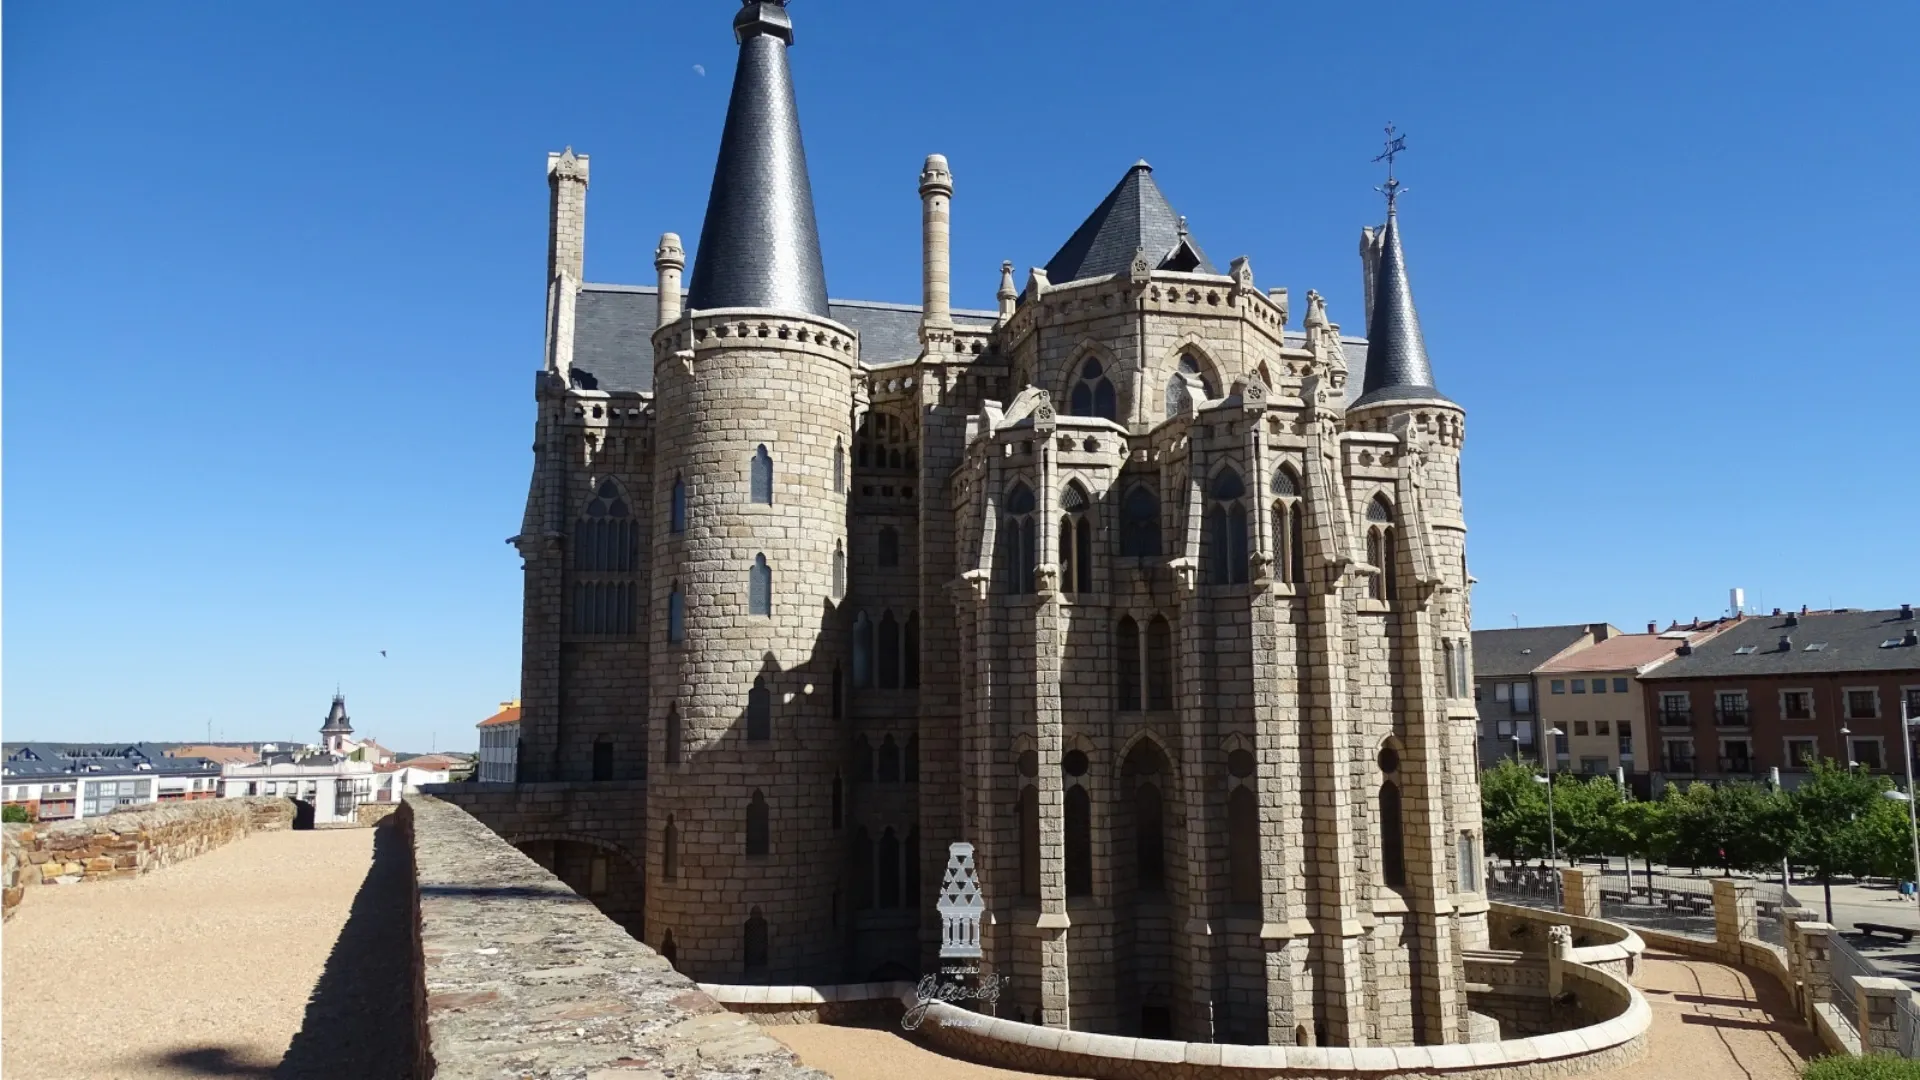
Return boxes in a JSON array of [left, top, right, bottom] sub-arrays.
[[919, 154, 953, 330], [644, 0, 853, 984]]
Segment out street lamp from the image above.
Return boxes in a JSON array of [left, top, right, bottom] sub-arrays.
[[1537, 727, 1566, 907], [1902, 699, 1920, 906]]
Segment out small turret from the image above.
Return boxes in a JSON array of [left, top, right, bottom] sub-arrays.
[[655, 233, 686, 324], [1353, 204, 1449, 408], [919, 154, 954, 333], [997, 261, 1018, 323]]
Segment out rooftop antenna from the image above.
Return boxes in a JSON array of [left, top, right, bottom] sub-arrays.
[[1511, 613, 1519, 629], [1373, 122, 1409, 212]]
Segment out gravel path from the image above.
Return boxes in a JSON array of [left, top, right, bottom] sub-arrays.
[[2, 825, 411, 1080], [769, 953, 1820, 1080]]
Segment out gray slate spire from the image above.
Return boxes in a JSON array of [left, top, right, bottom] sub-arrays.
[[686, 2, 830, 317], [1044, 161, 1214, 284], [1353, 207, 1450, 407], [320, 694, 352, 736]]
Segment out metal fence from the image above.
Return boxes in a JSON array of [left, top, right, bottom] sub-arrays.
[[1597, 880, 1718, 940], [1755, 884, 1788, 947], [1486, 864, 1560, 909], [1899, 986, 1920, 1059], [1827, 931, 1879, 1032]]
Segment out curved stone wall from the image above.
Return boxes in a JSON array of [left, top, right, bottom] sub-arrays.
[[646, 309, 858, 983]]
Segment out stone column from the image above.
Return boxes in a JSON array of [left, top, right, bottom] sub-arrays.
[[1793, 922, 1836, 1022], [655, 233, 685, 325], [918, 155, 954, 333], [1560, 868, 1601, 920], [1032, 414, 1071, 1029], [1712, 878, 1755, 949], [1855, 976, 1910, 1055]]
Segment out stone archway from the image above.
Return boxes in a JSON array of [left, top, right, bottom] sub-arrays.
[[509, 831, 645, 940]]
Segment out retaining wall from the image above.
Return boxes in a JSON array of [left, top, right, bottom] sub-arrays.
[[2, 797, 294, 920], [401, 794, 822, 1080]]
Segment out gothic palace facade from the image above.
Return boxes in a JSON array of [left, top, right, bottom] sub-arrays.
[[501, 0, 1490, 1049]]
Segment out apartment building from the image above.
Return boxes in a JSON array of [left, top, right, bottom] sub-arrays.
[[1470, 624, 1616, 767]]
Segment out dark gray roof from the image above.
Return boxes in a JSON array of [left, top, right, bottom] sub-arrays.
[[1642, 609, 1920, 680], [1471, 625, 1603, 679], [571, 285, 997, 393], [685, 2, 829, 316], [2, 742, 219, 778], [320, 694, 352, 734], [1044, 162, 1215, 284], [1353, 210, 1448, 409]]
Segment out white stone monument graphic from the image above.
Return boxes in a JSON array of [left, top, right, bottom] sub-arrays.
[[937, 841, 984, 959]]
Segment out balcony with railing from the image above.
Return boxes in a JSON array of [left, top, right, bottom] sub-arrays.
[[1662, 754, 1697, 774], [1717, 756, 1756, 775], [1658, 708, 1692, 729], [1714, 707, 1751, 728]]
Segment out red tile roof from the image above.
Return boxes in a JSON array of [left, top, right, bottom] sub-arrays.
[[1535, 633, 1692, 673], [477, 702, 522, 729]]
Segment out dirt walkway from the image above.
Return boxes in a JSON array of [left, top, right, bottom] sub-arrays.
[[770, 952, 1822, 1080], [2, 824, 414, 1080]]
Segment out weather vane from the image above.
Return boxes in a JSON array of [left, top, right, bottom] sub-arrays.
[[1373, 122, 1408, 211]]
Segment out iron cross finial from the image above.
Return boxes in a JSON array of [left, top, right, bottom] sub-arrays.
[[1372, 122, 1408, 212]]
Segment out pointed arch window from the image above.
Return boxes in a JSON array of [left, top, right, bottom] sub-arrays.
[[1116, 617, 1142, 711], [1146, 614, 1175, 710], [1366, 496, 1397, 602], [852, 612, 874, 688], [572, 479, 638, 636], [1206, 468, 1249, 586], [878, 526, 900, 568], [667, 583, 686, 643], [832, 543, 845, 601], [1229, 786, 1261, 905], [744, 908, 768, 970], [670, 475, 687, 534], [1271, 464, 1305, 586], [834, 439, 846, 494], [746, 790, 769, 856], [1120, 484, 1161, 557], [1065, 785, 1093, 897], [1180, 352, 1218, 397], [750, 445, 774, 504], [747, 678, 771, 742], [1379, 746, 1406, 890], [1058, 482, 1093, 595], [998, 482, 1037, 595], [749, 554, 772, 616], [1069, 357, 1117, 421], [1135, 781, 1165, 889]]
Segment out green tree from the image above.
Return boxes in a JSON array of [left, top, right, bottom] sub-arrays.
[[1789, 760, 1893, 921], [1481, 760, 1549, 861], [1616, 796, 1672, 896], [1714, 781, 1795, 874], [1551, 774, 1629, 863]]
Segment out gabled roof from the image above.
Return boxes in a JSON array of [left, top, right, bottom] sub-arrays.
[[1043, 161, 1216, 285], [1534, 633, 1696, 675], [1471, 625, 1610, 679], [477, 702, 523, 729], [1642, 609, 1920, 680]]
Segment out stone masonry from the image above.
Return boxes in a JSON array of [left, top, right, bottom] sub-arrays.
[[482, 0, 1490, 1051]]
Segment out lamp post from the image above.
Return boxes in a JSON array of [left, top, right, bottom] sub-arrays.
[[1902, 699, 1920, 908], [1537, 726, 1566, 908]]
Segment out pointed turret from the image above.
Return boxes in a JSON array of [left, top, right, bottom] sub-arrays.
[[1044, 161, 1214, 284], [686, 1, 829, 316], [321, 694, 352, 736], [1353, 206, 1450, 407]]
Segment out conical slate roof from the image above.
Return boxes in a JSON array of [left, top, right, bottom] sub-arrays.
[[1044, 161, 1215, 284], [321, 694, 353, 735], [686, 2, 830, 317], [1353, 208, 1449, 407]]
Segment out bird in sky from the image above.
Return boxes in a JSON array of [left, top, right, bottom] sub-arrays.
[[380, 650, 388, 658]]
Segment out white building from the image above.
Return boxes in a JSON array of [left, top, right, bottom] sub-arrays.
[[221, 759, 376, 825], [3, 744, 221, 821], [475, 701, 520, 784], [371, 757, 457, 802]]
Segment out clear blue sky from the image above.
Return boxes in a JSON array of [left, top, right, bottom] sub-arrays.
[[7, 2, 1916, 751]]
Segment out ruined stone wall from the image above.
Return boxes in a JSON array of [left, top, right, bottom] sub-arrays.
[[2, 797, 294, 919]]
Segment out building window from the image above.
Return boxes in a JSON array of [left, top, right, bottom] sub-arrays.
[[592, 738, 614, 781], [1581, 757, 1609, 775], [1228, 786, 1260, 906], [1452, 640, 1471, 700], [1850, 737, 1885, 771], [1785, 737, 1817, 768], [999, 482, 1038, 595], [1146, 614, 1175, 710], [832, 543, 845, 600], [1378, 747, 1406, 891], [1458, 832, 1481, 893], [746, 790, 770, 855], [1135, 780, 1165, 889], [878, 735, 901, 783], [851, 735, 873, 783], [1906, 687, 1920, 722], [1365, 496, 1397, 601], [1721, 738, 1754, 774], [1716, 691, 1750, 726], [1613, 678, 1629, 693], [877, 526, 900, 568], [1116, 617, 1142, 711], [1782, 690, 1813, 720], [1120, 484, 1161, 557], [834, 439, 846, 494], [749, 554, 772, 616], [575, 479, 637, 573], [1659, 692, 1690, 725], [1018, 785, 1040, 899], [1271, 464, 1305, 586], [747, 679, 771, 742], [1573, 721, 1589, 736], [1069, 356, 1117, 420], [1065, 786, 1092, 897], [1596, 719, 1611, 736], [668, 585, 685, 643], [1593, 678, 1608, 695], [1206, 468, 1249, 586], [879, 612, 901, 688], [1847, 689, 1880, 720], [665, 706, 682, 766], [857, 412, 916, 472], [1059, 482, 1093, 595], [664, 815, 678, 880], [1572, 679, 1586, 694], [1512, 682, 1533, 714], [751, 445, 774, 504], [744, 909, 768, 970], [1664, 738, 1695, 772], [853, 612, 874, 688]]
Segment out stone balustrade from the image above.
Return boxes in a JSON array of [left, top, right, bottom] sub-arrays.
[[2, 797, 294, 919]]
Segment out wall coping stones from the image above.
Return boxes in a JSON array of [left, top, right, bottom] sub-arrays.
[[404, 795, 825, 1080]]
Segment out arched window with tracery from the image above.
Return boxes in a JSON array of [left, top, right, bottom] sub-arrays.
[[1366, 496, 1397, 602], [1058, 481, 1093, 595], [878, 526, 900, 568], [749, 554, 772, 616], [572, 478, 638, 636], [747, 678, 771, 742], [1378, 745, 1406, 890], [751, 445, 774, 504], [1069, 356, 1117, 420], [1120, 483, 1161, 557], [1271, 464, 1305, 586], [670, 475, 687, 534], [1116, 617, 1142, 711], [998, 482, 1037, 595], [746, 790, 770, 856], [1206, 468, 1249, 586], [1146, 614, 1174, 710]]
